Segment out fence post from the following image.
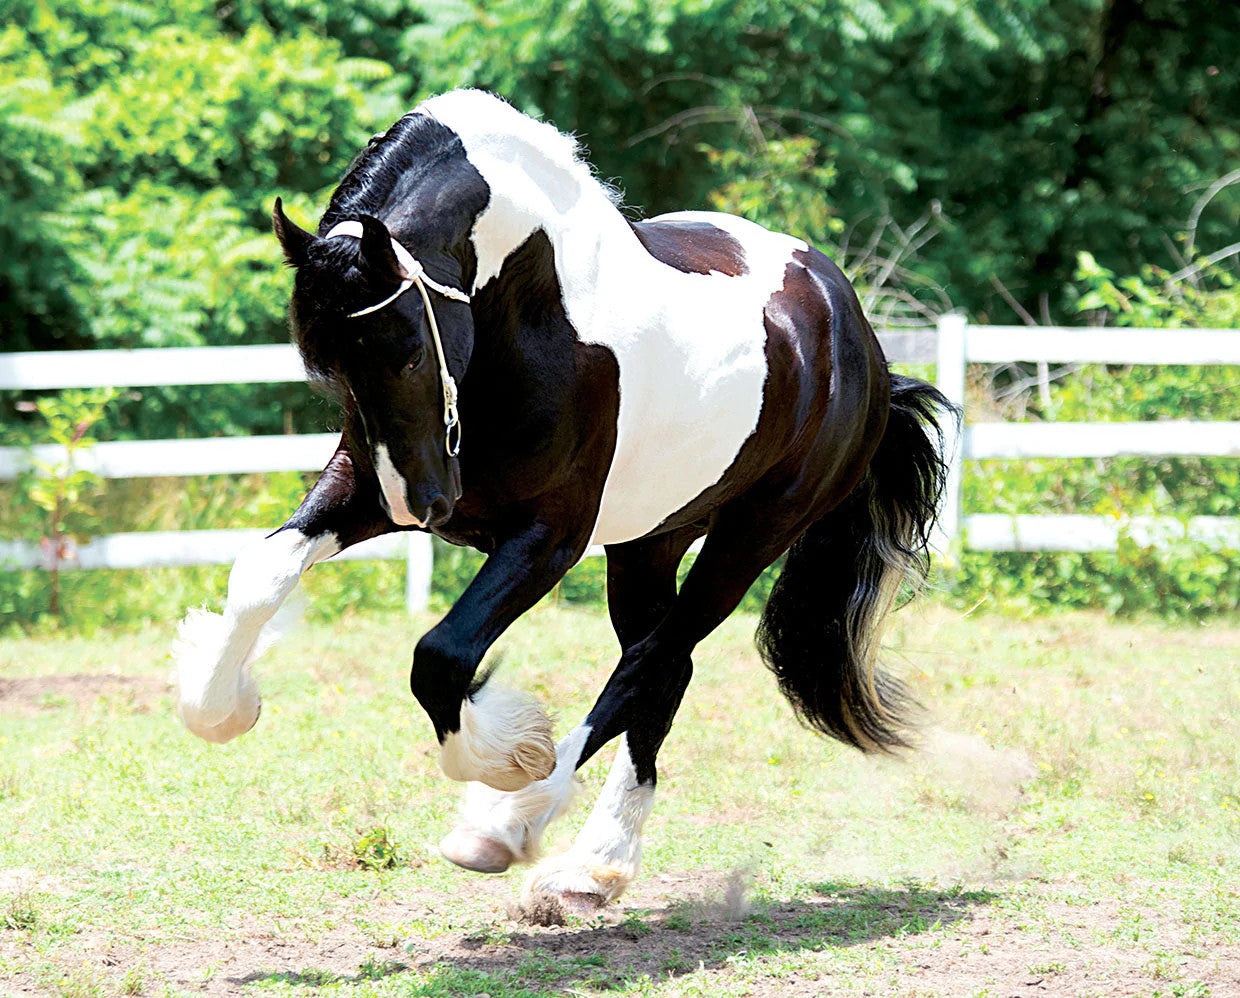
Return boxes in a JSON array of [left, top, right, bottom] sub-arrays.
[[935, 313, 967, 552], [405, 532, 433, 615]]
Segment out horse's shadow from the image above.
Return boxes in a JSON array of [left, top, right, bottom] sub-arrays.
[[239, 880, 995, 995]]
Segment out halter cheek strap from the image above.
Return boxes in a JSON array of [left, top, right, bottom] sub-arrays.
[[323, 220, 469, 458]]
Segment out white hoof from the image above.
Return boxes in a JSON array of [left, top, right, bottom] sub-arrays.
[[178, 689, 261, 744], [440, 685, 556, 792], [173, 608, 264, 744], [439, 826, 517, 874], [444, 728, 589, 873], [518, 734, 653, 910], [523, 853, 635, 911]]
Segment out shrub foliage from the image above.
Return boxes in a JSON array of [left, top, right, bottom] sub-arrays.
[[1, 0, 1238, 628]]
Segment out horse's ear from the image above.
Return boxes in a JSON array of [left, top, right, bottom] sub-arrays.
[[357, 214, 404, 284], [272, 197, 317, 267]]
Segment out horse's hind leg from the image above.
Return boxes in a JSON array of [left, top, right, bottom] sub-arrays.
[[520, 528, 699, 907], [525, 488, 834, 906], [438, 528, 695, 877], [524, 733, 656, 910], [438, 723, 591, 873], [576, 499, 812, 769]]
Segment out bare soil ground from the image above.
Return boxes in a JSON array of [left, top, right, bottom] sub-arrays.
[[2, 870, 1237, 996], [0, 674, 166, 714]]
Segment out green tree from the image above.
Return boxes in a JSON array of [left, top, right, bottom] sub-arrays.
[[0, 24, 91, 351], [413, 0, 1240, 319], [2, 2, 402, 437]]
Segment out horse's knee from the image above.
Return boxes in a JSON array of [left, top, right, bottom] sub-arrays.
[[227, 529, 325, 619], [411, 627, 474, 737], [175, 530, 327, 744]]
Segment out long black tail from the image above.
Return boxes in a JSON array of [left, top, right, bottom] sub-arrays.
[[756, 374, 957, 752]]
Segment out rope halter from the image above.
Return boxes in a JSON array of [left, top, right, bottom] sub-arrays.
[[324, 220, 470, 458]]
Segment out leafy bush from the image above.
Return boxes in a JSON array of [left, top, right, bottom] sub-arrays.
[[351, 825, 402, 871], [7, 389, 118, 620], [954, 544, 1240, 622], [1, 3, 401, 438]]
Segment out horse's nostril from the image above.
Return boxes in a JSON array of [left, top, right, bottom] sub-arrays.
[[428, 495, 452, 523]]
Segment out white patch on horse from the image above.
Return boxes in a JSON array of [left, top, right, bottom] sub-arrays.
[[175, 529, 337, 742], [440, 724, 591, 871], [421, 90, 807, 547], [374, 442, 423, 527], [523, 734, 654, 906], [439, 683, 557, 792]]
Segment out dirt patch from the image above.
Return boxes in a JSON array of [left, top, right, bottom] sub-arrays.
[[880, 904, 1240, 998], [510, 890, 569, 926], [911, 727, 1038, 816], [2, 874, 1238, 997], [0, 870, 75, 897], [0, 674, 167, 714]]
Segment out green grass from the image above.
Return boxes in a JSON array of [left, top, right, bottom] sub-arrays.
[[1, 602, 1238, 996]]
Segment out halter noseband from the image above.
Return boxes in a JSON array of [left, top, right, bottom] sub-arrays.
[[323, 220, 469, 458]]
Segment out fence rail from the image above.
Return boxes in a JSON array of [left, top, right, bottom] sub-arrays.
[[0, 344, 306, 390], [3, 322, 1238, 611], [963, 514, 1240, 553], [935, 317, 1240, 554], [962, 327, 1240, 365], [0, 433, 341, 480], [966, 421, 1240, 460]]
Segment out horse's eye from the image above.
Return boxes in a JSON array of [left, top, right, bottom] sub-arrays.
[[405, 346, 425, 372]]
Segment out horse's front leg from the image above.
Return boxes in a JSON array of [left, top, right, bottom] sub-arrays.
[[175, 440, 389, 743], [411, 519, 589, 793], [438, 723, 591, 873]]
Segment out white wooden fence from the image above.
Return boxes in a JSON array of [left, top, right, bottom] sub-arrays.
[[933, 317, 1240, 553], [2, 320, 1237, 612]]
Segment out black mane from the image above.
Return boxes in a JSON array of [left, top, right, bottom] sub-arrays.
[[320, 113, 473, 237]]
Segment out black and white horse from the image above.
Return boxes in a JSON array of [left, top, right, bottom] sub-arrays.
[[175, 90, 952, 909]]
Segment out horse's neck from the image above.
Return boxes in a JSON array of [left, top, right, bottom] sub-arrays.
[[467, 142, 643, 306]]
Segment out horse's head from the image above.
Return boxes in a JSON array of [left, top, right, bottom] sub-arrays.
[[273, 198, 475, 528]]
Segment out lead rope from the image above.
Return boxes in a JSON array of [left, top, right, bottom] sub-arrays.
[[323, 220, 469, 458]]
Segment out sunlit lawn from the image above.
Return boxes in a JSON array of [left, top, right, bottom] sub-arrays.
[[1, 601, 1238, 996]]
